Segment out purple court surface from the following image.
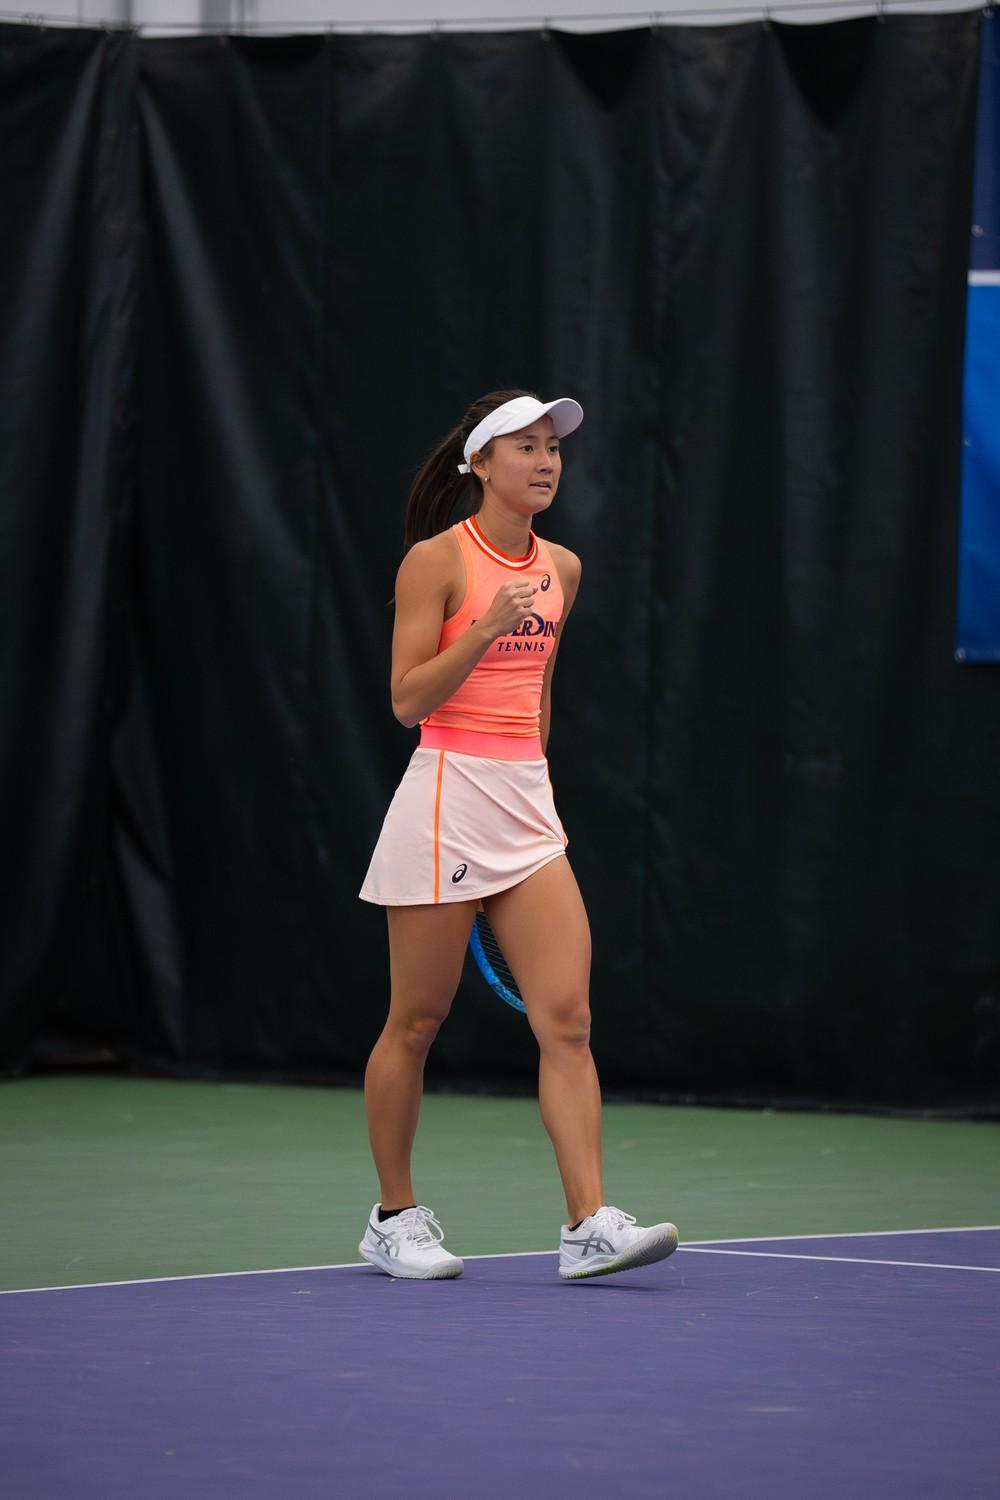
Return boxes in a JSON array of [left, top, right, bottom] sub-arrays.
[[3, 1228, 999, 1498]]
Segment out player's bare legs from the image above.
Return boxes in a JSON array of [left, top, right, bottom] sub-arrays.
[[364, 898, 478, 1208], [483, 856, 603, 1225]]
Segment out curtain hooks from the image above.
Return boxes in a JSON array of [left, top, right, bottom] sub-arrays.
[[877, 0, 886, 22], [540, 16, 551, 39], [762, 6, 772, 29]]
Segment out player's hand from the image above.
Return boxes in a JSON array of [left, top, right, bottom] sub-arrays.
[[479, 580, 538, 642]]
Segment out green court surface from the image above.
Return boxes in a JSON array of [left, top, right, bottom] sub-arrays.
[[2, 1075, 997, 1293]]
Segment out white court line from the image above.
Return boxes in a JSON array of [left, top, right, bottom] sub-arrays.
[[3, 1226, 997, 1297], [683, 1224, 1000, 1246], [0, 1248, 556, 1297], [679, 1248, 1000, 1274]]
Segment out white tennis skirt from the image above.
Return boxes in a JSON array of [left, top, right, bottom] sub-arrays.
[[359, 747, 569, 906]]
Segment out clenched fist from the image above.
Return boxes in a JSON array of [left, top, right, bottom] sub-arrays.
[[479, 580, 538, 643]]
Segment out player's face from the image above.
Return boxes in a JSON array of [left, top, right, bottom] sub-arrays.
[[477, 414, 562, 513]]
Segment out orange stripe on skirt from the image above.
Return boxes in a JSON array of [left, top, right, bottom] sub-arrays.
[[358, 747, 568, 906], [432, 750, 445, 903]]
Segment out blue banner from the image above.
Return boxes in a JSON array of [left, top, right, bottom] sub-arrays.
[[956, 14, 1000, 662]]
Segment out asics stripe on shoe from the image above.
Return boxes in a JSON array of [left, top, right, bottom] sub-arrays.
[[559, 1205, 678, 1280], [358, 1204, 463, 1280]]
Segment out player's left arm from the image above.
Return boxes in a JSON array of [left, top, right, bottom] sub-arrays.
[[540, 545, 582, 757]]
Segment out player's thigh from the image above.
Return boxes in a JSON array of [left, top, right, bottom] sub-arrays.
[[481, 856, 591, 1034], [385, 899, 479, 1025]]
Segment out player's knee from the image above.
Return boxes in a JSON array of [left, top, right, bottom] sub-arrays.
[[532, 995, 591, 1050], [389, 1005, 450, 1058]]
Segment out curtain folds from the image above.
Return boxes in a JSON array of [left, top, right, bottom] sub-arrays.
[[0, 14, 994, 1108]]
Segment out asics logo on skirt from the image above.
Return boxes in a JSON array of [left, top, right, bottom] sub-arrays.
[[452, 863, 468, 883]]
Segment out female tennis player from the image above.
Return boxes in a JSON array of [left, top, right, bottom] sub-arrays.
[[357, 389, 678, 1280]]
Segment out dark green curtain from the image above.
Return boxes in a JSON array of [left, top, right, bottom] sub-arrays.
[[1, 14, 995, 1109]]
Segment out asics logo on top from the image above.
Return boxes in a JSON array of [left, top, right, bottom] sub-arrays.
[[451, 863, 468, 883], [540, 574, 551, 591], [563, 1233, 617, 1257]]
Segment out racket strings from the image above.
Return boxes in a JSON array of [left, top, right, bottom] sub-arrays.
[[472, 913, 524, 1007], [477, 919, 518, 989]]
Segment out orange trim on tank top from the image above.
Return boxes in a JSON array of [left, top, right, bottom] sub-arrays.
[[464, 514, 538, 569], [432, 750, 445, 903]]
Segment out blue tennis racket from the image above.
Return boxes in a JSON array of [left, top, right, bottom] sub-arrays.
[[468, 910, 525, 1013]]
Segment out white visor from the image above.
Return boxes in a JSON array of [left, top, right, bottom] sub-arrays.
[[457, 395, 584, 473]]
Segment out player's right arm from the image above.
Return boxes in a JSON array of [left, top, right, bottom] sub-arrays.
[[390, 539, 536, 728]]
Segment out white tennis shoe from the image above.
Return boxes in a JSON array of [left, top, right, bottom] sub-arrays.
[[358, 1204, 464, 1280], [559, 1204, 678, 1280]]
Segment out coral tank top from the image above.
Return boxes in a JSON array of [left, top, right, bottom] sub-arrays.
[[418, 515, 565, 757]]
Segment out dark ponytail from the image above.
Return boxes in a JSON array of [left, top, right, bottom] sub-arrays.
[[384, 387, 539, 606], [404, 387, 539, 554]]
